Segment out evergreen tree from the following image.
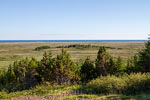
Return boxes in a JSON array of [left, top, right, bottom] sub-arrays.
[[115, 56, 125, 75], [37, 51, 53, 82], [95, 46, 115, 76], [80, 57, 97, 83], [52, 49, 77, 84], [138, 41, 150, 72], [25, 58, 39, 87], [6, 65, 16, 84]]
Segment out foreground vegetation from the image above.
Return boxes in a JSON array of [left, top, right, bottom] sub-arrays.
[[0, 41, 149, 99], [0, 84, 137, 100]]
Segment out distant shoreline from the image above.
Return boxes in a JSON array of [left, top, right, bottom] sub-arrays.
[[0, 40, 148, 43]]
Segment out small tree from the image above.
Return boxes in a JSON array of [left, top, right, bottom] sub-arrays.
[[51, 49, 77, 84], [80, 57, 97, 83], [37, 51, 53, 82], [138, 41, 150, 72], [25, 58, 39, 87], [6, 65, 16, 84], [115, 56, 125, 75], [126, 55, 140, 73], [95, 46, 115, 76]]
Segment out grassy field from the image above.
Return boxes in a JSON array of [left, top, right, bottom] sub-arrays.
[[0, 42, 145, 70]]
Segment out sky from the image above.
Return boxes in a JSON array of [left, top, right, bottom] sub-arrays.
[[0, 0, 150, 40]]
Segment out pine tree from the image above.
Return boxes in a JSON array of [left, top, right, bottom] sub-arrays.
[[95, 46, 115, 76], [37, 51, 53, 82], [115, 56, 125, 75], [6, 65, 16, 84], [26, 58, 39, 87], [53, 49, 76, 84], [126, 55, 140, 73], [80, 57, 97, 83], [138, 41, 150, 72]]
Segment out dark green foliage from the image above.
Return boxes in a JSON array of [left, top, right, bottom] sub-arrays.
[[95, 46, 115, 76], [0, 58, 40, 91], [34, 46, 50, 51], [51, 49, 78, 84], [114, 56, 125, 75], [80, 57, 97, 83], [138, 41, 150, 72], [25, 58, 39, 87], [126, 41, 150, 73], [0, 41, 150, 94], [0, 49, 80, 92], [37, 51, 53, 82], [126, 55, 140, 73], [56, 44, 118, 49], [13, 58, 39, 90], [56, 44, 92, 49], [37, 49, 80, 84]]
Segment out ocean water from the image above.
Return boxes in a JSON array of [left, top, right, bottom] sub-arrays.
[[0, 40, 148, 42]]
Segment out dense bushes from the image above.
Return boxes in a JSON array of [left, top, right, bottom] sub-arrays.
[[0, 49, 79, 92], [56, 44, 118, 49], [56, 44, 93, 48], [0, 41, 150, 94], [34, 46, 50, 51], [0, 58, 40, 91], [38, 49, 79, 84], [85, 73, 150, 95]]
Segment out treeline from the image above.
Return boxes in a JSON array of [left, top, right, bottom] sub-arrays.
[[34, 46, 50, 51], [56, 44, 94, 48], [0, 42, 150, 93], [56, 44, 119, 49], [34, 44, 121, 51]]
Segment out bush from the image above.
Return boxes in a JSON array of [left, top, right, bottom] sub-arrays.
[[46, 49, 79, 84], [0, 58, 40, 91], [34, 46, 50, 51], [85, 73, 150, 95]]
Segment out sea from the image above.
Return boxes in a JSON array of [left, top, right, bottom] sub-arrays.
[[0, 40, 148, 43]]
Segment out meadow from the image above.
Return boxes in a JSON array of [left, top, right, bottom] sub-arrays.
[[0, 42, 144, 70]]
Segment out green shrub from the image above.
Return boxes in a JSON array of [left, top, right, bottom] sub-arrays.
[[85, 73, 150, 95], [34, 46, 50, 51], [56, 44, 118, 49]]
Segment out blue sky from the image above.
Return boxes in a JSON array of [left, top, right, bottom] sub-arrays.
[[0, 0, 149, 40]]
